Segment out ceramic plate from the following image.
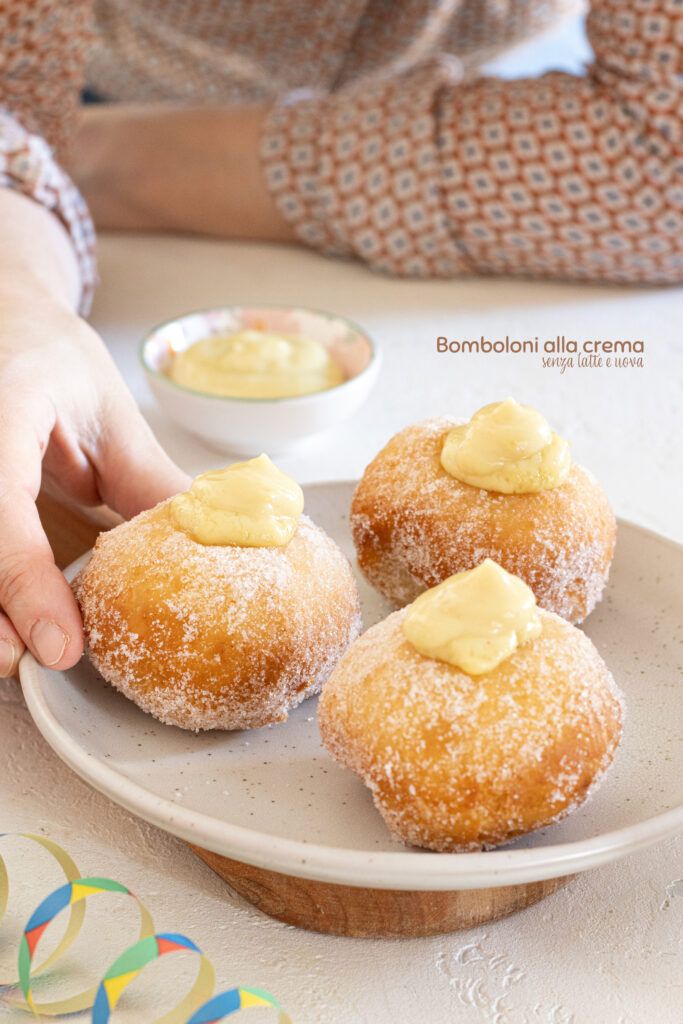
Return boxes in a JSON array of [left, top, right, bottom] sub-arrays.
[[20, 482, 683, 890]]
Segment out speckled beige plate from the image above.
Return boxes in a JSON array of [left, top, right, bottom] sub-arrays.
[[20, 482, 683, 891]]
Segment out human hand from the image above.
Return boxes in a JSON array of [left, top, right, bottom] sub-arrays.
[[0, 297, 189, 677]]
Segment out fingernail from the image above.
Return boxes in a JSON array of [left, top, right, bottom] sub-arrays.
[[0, 638, 17, 676], [30, 620, 69, 667]]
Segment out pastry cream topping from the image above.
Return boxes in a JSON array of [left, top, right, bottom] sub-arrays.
[[169, 329, 344, 399], [170, 454, 304, 547], [402, 559, 542, 675], [440, 398, 571, 493]]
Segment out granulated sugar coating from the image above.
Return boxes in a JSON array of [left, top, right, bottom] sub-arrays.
[[73, 502, 361, 731], [350, 418, 616, 623], [318, 608, 624, 852]]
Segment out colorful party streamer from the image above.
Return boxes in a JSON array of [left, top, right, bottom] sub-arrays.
[[0, 832, 85, 988], [0, 833, 291, 1022], [92, 933, 215, 1024], [16, 875, 155, 1016], [185, 986, 292, 1024]]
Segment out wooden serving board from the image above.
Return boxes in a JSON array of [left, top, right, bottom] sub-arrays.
[[36, 488, 574, 938]]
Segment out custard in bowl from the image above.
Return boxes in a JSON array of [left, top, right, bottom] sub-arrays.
[[141, 305, 380, 456]]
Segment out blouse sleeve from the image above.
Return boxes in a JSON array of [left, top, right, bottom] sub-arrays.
[[0, 1, 97, 313], [261, 0, 683, 284]]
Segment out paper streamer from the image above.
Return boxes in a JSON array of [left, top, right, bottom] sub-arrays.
[[92, 933, 215, 1024], [16, 876, 155, 1016], [0, 834, 291, 1022], [0, 832, 85, 988], [186, 987, 292, 1024]]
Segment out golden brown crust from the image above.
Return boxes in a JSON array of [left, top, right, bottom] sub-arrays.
[[318, 608, 624, 852], [350, 417, 616, 622], [74, 502, 361, 731]]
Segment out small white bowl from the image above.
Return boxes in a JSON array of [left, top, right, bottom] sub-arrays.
[[140, 305, 381, 456]]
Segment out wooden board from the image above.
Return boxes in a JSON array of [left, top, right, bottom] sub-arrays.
[[37, 487, 121, 566], [189, 845, 573, 938]]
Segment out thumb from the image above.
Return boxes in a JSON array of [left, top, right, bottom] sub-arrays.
[[97, 413, 191, 520], [0, 417, 84, 671]]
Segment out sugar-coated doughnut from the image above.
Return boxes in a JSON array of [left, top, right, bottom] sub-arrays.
[[318, 607, 624, 852], [74, 502, 361, 731], [351, 417, 616, 622]]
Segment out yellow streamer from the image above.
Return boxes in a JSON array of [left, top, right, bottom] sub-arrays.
[[0, 833, 85, 989], [0, 833, 289, 1022]]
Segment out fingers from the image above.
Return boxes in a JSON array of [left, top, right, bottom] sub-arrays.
[[118, 447, 190, 519], [0, 610, 24, 678], [0, 397, 82, 671], [96, 406, 190, 520], [0, 485, 84, 671]]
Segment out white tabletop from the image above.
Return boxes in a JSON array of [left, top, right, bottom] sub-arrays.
[[2, 231, 680, 1024], [2, 17, 682, 1024]]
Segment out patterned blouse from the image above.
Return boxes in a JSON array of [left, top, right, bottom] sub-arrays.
[[1, 0, 681, 313]]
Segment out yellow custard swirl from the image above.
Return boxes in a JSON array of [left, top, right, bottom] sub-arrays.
[[170, 454, 304, 547], [440, 398, 571, 493], [402, 559, 542, 675], [169, 329, 344, 398]]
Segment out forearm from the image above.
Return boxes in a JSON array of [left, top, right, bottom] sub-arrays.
[[0, 188, 81, 312], [70, 103, 296, 242]]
